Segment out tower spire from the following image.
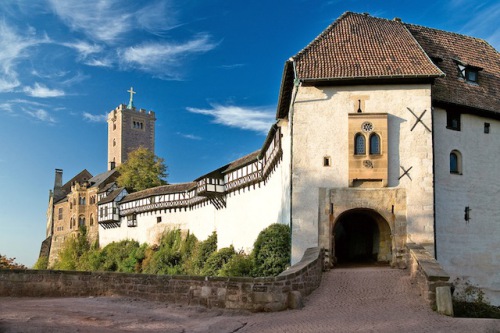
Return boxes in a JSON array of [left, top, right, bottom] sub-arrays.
[[127, 87, 136, 109]]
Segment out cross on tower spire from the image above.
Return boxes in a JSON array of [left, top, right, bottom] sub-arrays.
[[127, 87, 136, 109]]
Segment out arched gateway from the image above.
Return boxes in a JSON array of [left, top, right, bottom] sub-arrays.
[[317, 188, 407, 268], [332, 209, 392, 264]]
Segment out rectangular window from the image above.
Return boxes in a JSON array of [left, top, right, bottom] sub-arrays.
[[157, 216, 162, 223], [484, 123, 490, 134], [58, 208, 63, 220], [446, 111, 461, 131], [127, 214, 137, 227], [323, 156, 331, 167]]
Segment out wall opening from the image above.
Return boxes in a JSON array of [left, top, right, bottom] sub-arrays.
[[333, 209, 391, 265]]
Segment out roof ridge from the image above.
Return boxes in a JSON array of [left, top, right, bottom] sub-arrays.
[[404, 22, 498, 52]]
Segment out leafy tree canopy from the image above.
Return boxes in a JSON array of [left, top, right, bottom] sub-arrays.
[[117, 147, 168, 192], [0, 254, 26, 270]]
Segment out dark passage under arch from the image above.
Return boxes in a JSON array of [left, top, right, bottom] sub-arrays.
[[333, 209, 391, 265]]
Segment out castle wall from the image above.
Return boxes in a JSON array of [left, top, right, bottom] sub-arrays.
[[434, 107, 500, 305], [290, 84, 434, 264], [100, 121, 291, 251]]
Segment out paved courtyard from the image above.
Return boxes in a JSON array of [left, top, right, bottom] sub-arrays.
[[1, 266, 499, 332]]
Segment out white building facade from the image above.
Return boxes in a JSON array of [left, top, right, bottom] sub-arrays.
[[96, 12, 499, 305]]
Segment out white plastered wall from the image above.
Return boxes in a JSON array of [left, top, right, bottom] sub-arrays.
[[434, 108, 500, 305], [100, 121, 291, 254], [290, 84, 435, 264]]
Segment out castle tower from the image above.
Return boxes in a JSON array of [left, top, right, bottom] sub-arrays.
[[107, 87, 156, 170]]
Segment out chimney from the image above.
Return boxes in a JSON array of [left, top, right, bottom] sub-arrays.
[[53, 169, 64, 200]]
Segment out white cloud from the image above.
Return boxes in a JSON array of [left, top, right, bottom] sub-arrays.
[[23, 83, 65, 98], [178, 133, 202, 140], [26, 109, 56, 123], [118, 34, 217, 78], [84, 57, 114, 68], [48, 0, 178, 44], [63, 40, 103, 58], [186, 104, 275, 134], [0, 20, 42, 92], [48, 0, 134, 43], [83, 112, 107, 122]]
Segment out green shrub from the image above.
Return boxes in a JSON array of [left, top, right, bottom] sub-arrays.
[[252, 223, 290, 277], [202, 245, 236, 276], [188, 231, 217, 275], [52, 226, 91, 271], [142, 229, 198, 275], [99, 240, 144, 273], [33, 256, 49, 270], [219, 252, 254, 277]]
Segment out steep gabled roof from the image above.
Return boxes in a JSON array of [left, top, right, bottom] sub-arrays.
[[89, 169, 118, 189], [293, 12, 443, 82], [405, 24, 500, 115], [54, 169, 93, 203]]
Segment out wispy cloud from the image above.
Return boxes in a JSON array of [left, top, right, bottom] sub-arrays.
[[26, 109, 56, 123], [186, 104, 275, 134], [63, 40, 103, 58], [83, 112, 107, 122], [0, 20, 43, 92], [48, 0, 178, 44], [219, 63, 245, 70], [177, 132, 202, 140], [48, 0, 134, 43], [23, 83, 65, 98], [118, 34, 217, 79], [84, 57, 114, 68], [446, 1, 500, 49]]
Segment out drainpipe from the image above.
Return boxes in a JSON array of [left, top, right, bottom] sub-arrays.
[[289, 59, 301, 262]]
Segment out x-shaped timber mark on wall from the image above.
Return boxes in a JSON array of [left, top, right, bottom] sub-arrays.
[[407, 107, 432, 132], [399, 166, 413, 181]]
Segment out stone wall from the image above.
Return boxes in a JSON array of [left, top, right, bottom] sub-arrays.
[[0, 248, 322, 312], [407, 243, 453, 316]]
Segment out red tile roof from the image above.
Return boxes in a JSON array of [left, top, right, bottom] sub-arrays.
[[405, 24, 500, 114], [293, 12, 444, 81]]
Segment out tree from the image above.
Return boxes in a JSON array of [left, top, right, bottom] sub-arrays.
[[252, 223, 291, 276], [0, 254, 26, 270], [117, 147, 168, 192]]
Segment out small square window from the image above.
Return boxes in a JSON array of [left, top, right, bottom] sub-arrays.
[[446, 111, 461, 131], [157, 216, 162, 223], [484, 123, 490, 134], [323, 156, 331, 167]]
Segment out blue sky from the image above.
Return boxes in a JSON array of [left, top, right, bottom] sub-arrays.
[[0, 0, 498, 267]]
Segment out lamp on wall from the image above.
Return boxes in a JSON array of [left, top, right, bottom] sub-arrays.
[[357, 100, 362, 113], [464, 206, 471, 223]]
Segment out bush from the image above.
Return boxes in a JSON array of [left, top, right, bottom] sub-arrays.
[[202, 245, 236, 276], [142, 229, 198, 275], [52, 226, 91, 271], [0, 254, 26, 270], [252, 223, 290, 277], [219, 252, 254, 277], [99, 240, 144, 273], [453, 278, 500, 319], [33, 256, 49, 270], [188, 231, 217, 275]]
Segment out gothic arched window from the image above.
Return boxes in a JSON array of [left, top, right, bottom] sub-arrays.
[[354, 133, 366, 155], [369, 133, 380, 155], [78, 215, 85, 227]]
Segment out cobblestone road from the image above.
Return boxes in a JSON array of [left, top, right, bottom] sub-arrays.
[[1, 266, 499, 332], [242, 266, 500, 333]]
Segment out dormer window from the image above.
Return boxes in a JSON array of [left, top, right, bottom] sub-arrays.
[[455, 59, 481, 84]]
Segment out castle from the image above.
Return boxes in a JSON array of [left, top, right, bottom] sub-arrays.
[[42, 12, 500, 305]]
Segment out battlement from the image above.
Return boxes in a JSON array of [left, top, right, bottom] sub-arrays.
[[110, 104, 155, 117]]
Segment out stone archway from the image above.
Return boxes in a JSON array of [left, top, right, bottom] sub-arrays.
[[332, 208, 392, 264]]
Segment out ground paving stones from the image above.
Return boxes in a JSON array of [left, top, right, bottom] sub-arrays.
[[1, 266, 498, 332]]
